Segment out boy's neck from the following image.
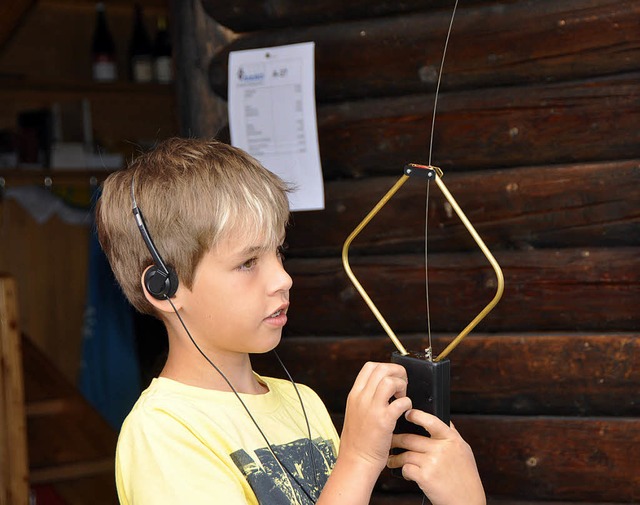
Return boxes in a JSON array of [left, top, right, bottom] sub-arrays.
[[160, 332, 267, 394]]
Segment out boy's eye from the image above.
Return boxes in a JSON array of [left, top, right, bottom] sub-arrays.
[[239, 257, 257, 271]]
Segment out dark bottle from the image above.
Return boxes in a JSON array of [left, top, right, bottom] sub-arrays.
[[153, 16, 173, 84], [91, 2, 117, 82], [128, 3, 153, 83]]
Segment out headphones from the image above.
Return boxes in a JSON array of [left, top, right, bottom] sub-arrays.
[[130, 176, 179, 300]]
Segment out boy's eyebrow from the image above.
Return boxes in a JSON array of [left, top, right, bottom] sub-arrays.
[[237, 245, 262, 257], [236, 235, 286, 257]]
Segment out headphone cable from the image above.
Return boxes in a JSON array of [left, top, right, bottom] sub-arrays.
[[273, 349, 320, 492], [165, 296, 318, 504]]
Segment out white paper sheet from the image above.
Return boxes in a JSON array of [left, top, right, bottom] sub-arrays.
[[228, 42, 324, 211]]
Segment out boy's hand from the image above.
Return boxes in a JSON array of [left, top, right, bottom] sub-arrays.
[[387, 410, 486, 505], [339, 362, 412, 474]]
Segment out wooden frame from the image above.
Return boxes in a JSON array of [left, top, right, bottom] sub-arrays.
[[0, 275, 29, 505]]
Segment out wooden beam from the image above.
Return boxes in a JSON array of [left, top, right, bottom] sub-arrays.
[[214, 72, 640, 176], [286, 159, 640, 256], [254, 333, 640, 416], [316, 73, 640, 176], [0, 275, 29, 505], [170, 0, 231, 137], [373, 496, 628, 505], [209, 0, 640, 101], [201, 0, 485, 32], [330, 414, 640, 502], [281, 247, 640, 334], [436, 416, 640, 502]]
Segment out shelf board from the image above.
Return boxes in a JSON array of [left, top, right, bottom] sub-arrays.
[[42, 0, 169, 15], [0, 76, 175, 96], [0, 168, 115, 188]]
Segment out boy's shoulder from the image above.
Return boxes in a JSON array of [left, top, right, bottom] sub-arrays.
[[123, 375, 323, 424]]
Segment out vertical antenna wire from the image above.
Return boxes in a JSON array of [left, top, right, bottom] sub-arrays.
[[428, 0, 461, 167], [425, 180, 433, 360], [425, 0, 460, 360]]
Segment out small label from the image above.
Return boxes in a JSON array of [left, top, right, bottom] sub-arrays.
[[132, 58, 153, 83], [93, 60, 117, 81], [154, 57, 173, 83]]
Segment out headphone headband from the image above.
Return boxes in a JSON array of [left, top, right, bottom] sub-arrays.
[[130, 175, 178, 299]]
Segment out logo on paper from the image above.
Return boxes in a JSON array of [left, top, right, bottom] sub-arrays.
[[237, 65, 265, 85]]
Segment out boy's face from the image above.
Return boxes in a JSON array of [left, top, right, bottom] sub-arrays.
[[178, 229, 292, 359]]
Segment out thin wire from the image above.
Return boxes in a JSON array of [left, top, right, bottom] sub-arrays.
[[425, 180, 432, 360], [425, 0, 460, 362], [273, 349, 320, 498], [165, 296, 316, 504], [428, 0, 461, 167]]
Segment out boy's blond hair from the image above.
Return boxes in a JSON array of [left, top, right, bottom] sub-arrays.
[[97, 138, 290, 315]]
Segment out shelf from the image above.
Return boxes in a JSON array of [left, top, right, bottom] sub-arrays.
[[0, 76, 175, 96], [42, 0, 169, 15], [0, 168, 115, 188]]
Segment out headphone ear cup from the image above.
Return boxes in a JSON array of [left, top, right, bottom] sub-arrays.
[[144, 266, 179, 300]]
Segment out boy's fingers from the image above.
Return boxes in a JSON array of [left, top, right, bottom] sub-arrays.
[[369, 362, 408, 385], [374, 375, 409, 402], [349, 361, 381, 395], [404, 409, 451, 439], [389, 396, 412, 419], [390, 432, 431, 452], [351, 362, 407, 394]]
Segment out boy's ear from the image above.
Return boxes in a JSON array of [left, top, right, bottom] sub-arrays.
[[141, 266, 182, 314]]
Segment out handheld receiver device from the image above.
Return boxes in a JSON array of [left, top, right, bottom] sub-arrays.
[[392, 351, 450, 430], [390, 351, 450, 476]]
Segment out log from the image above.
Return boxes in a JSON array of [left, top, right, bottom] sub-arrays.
[[374, 415, 640, 502], [372, 496, 627, 505], [281, 247, 640, 334], [170, 0, 229, 138], [215, 73, 640, 176], [286, 159, 640, 255], [208, 0, 640, 101], [254, 333, 640, 416], [314, 73, 640, 177], [201, 0, 484, 32]]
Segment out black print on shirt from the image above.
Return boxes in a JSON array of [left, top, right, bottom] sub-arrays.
[[230, 437, 336, 504]]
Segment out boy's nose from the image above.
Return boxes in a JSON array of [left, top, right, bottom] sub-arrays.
[[271, 257, 293, 293]]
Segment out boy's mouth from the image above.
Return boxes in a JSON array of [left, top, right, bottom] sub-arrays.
[[265, 304, 289, 322]]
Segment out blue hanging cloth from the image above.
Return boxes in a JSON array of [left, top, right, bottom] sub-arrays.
[[79, 188, 140, 430]]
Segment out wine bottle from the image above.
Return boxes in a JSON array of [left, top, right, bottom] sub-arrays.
[[129, 3, 153, 83], [153, 16, 173, 84], [91, 2, 117, 82]]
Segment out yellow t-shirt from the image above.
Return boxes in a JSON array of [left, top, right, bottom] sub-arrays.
[[116, 375, 339, 504]]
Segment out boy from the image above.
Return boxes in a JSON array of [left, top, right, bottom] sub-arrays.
[[97, 138, 485, 504]]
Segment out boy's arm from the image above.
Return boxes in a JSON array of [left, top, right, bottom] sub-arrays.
[[388, 410, 486, 505], [317, 362, 412, 505]]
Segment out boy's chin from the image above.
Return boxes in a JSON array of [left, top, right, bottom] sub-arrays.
[[253, 333, 283, 354]]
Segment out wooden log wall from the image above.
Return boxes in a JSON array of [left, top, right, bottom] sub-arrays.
[[185, 0, 640, 502]]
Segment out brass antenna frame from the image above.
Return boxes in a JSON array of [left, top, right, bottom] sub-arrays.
[[341, 163, 505, 362]]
